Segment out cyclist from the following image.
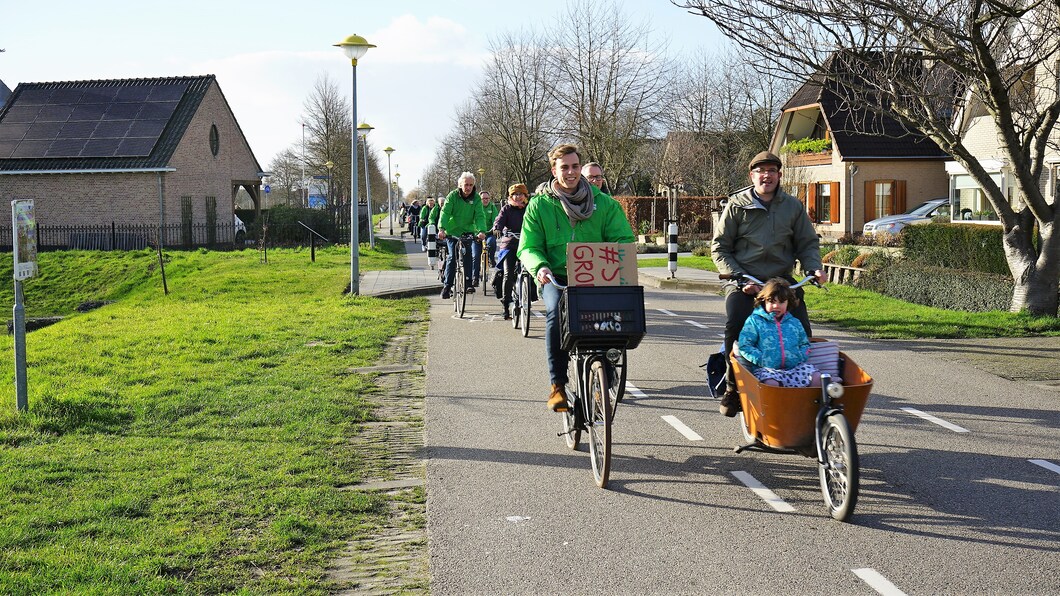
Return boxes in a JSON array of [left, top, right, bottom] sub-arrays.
[[474, 191, 500, 286], [405, 199, 422, 237], [438, 172, 487, 300], [518, 144, 635, 412], [711, 151, 825, 417], [418, 196, 438, 251], [493, 183, 529, 319]]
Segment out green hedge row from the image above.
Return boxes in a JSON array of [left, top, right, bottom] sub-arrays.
[[901, 223, 1009, 275], [856, 261, 1013, 312]]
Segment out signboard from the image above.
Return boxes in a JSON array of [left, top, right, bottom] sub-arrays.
[[11, 199, 38, 280], [263, 184, 271, 194], [565, 242, 638, 287]]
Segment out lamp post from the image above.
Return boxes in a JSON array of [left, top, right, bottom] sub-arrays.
[[384, 146, 395, 235], [325, 160, 334, 207], [334, 33, 375, 295], [477, 167, 485, 192], [357, 122, 376, 249]]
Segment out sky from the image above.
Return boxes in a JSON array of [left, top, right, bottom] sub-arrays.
[[1, 0, 724, 191]]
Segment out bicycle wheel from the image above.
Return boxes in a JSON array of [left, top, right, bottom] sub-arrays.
[[511, 279, 522, 329], [562, 357, 581, 450], [454, 249, 465, 316], [587, 359, 613, 488], [608, 350, 627, 405], [481, 244, 490, 293], [818, 413, 859, 521], [519, 275, 532, 337]]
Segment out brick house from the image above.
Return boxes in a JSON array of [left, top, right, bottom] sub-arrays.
[[0, 75, 264, 248], [771, 71, 951, 239]]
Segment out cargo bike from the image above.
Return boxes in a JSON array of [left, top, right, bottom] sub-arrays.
[[711, 273, 874, 521], [550, 278, 644, 489]]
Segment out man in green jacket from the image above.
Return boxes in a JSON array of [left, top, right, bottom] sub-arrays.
[[711, 151, 825, 417], [438, 172, 487, 299], [418, 196, 438, 251], [518, 143, 635, 412]]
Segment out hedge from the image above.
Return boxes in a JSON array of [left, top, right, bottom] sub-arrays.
[[856, 261, 1013, 312], [901, 223, 1009, 275]]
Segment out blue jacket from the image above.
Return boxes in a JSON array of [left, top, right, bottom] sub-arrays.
[[737, 305, 810, 370]]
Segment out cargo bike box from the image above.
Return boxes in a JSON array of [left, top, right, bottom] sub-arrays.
[[559, 285, 646, 351]]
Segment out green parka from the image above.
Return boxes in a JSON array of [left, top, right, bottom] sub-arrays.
[[710, 186, 822, 290], [419, 202, 440, 229], [439, 189, 486, 236], [481, 201, 499, 230], [517, 183, 635, 279]]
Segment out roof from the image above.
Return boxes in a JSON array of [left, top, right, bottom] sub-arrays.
[[0, 79, 10, 108], [781, 67, 949, 160], [0, 75, 216, 172]]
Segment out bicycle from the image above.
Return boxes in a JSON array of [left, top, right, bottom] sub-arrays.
[[717, 272, 872, 521], [443, 232, 476, 318], [435, 236, 448, 279], [548, 275, 644, 488]]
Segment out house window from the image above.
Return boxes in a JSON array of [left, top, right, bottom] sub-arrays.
[[865, 179, 907, 219], [953, 173, 1001, 221], [810, 182, 840, 224], [209, 125, 220, 157]]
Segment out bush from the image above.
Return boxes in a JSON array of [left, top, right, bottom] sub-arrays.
[[856, 262, 1013, 312], [901, 223, 1008, 275], [822, 250, 838, 264], [830, 245, 861, 266], [781, 137, 832, 154]]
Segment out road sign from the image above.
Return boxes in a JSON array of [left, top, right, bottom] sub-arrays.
[[264, 184, 271, 194]]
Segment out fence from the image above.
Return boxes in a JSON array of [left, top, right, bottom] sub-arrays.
[[613, 196, 725, 237], [0, 207, 368, 253]]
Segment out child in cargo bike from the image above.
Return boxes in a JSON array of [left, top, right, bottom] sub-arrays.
[[736, 278, 838, 388]]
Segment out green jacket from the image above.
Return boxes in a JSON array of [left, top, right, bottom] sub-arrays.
[[482, 201, 499, 230], [439, 189, 486, 236], [517, 183, 635, 279], [419, 203, 440, 229], [711, 186, 822, 290]]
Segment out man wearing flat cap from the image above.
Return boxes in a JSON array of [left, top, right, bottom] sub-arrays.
[[710, 151, 825, 417]]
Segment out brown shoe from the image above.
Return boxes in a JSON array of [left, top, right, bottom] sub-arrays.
[[547, 384, 569, 412], [719, 391, 742, 417]]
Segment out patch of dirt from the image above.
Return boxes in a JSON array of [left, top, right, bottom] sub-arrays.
[[328, 312, 430, 594]]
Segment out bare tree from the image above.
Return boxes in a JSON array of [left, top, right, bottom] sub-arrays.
[[547, 0, 673, 193], [303, 74, 352, 206], [675, 0, 1060, 316], [266, 148, 303, 206]]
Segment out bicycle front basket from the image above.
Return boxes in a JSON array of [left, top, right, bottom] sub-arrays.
[[560, 285, 646, 350]]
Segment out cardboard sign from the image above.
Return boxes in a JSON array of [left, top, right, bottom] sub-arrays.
[[566, 242, 638, 286]]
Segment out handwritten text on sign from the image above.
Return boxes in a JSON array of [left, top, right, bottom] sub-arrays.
[[566, 242, 638, 286]]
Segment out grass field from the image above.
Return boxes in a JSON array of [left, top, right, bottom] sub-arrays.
[[0, 242, 421, 594]]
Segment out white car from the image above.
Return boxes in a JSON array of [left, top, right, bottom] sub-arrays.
[[863, 198, 950, 236]]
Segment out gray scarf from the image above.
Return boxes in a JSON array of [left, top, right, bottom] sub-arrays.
[[551, 177, 595, 228]]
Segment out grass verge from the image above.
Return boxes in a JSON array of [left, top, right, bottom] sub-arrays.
[[0, 241, 422, 593]]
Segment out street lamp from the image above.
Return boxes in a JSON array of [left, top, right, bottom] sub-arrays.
[[334, 33, 375, 296], [325, 160, 334, 207], [477, 167, 485, 192], [384, 146, 395, 235], [357, 122, 376, 249]]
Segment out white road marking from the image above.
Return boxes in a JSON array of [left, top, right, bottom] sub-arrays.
[[852, 568, 908, 596], [657, 308, 678, 317], [1029, 459, 1060, 475], [685, 319, 707, 329], [661, 415, 703, 441], [533, 310, 544, 318], [900, 407, 970, 433], [731, 471, 796, 512], [624, 383, 648, 399]]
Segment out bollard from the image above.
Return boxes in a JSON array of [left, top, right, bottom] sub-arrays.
[[667, 222, 678, 278], [427, 224, 437, 269]]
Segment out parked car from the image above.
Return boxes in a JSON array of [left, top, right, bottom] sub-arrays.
[[234, 214, 247, 244], [863, 198, 950, 236]]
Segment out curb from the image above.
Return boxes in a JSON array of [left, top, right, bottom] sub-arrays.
[[370, 285, 442, 300], [638, 274, 724, 294]]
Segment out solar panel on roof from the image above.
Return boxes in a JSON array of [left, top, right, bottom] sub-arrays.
[[0, 80, 189, 159], [83, 137, 122, 157], [25, 122, 64, 140], [46, 138, 88, 158], [117, 137, 157, 156], [70, 103, 107, 121], [0, 140, 18, 158]]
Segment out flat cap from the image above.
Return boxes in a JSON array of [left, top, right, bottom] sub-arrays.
[[748, 151, 783, 171]]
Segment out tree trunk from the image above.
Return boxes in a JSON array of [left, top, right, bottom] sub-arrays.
[[1006, 222, 1059, 316]]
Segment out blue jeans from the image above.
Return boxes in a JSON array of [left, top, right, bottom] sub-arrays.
[[542, 276, 569, 386], [443, 236, 473, 289], [471, 235, 496, 280]]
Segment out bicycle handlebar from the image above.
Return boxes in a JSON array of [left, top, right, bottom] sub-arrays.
[[719, 272, 824, 291], [544, 273, 567, 289]]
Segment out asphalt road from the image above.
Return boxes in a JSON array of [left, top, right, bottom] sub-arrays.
[[424, 285, 1060, 595]]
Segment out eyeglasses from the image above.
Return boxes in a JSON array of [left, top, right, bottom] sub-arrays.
[[511, 193, 528, 198], [751, 168, 780, 176], [586, 175, 604, 181]]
